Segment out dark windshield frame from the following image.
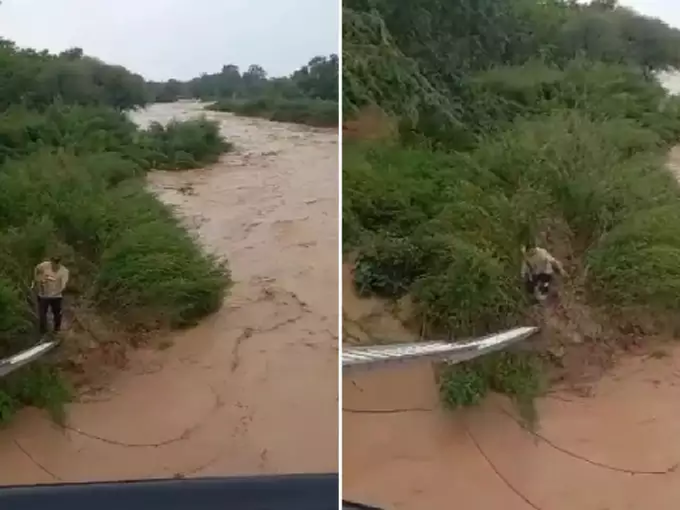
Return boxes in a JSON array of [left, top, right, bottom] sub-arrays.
[[0, 473, 339, 510]]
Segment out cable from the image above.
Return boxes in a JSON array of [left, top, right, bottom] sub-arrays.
[[464, 425, 545, 510], [498, 407, 678, 475], [346, 404, 678, 476], [342, 407, 436, 414]]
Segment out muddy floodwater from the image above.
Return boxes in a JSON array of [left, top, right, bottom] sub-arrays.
[[344, 345, 680, 509], [0, 101, 338, 483]]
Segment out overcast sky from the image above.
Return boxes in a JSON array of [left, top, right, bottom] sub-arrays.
[[0, 0, 339, 81], [616, 0, 680, 27]]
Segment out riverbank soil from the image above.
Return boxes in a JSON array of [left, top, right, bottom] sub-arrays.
[[0, 102, 338, 483]]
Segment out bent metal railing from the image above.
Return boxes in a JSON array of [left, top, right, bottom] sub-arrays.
[[0, 340, 59, 378], [342, 326, 539, 372], [1, 327, 539, 379]]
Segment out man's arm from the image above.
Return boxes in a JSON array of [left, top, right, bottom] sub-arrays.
[[547, 253, 566, 277]]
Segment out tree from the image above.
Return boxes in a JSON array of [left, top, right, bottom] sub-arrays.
[[292, 54, 339, 100], [60, 47, 84, 60]]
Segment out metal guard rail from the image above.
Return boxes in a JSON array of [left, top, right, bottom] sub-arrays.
[[342, 326, 539, 372], [0, 340, 59, 378], [0, 327, 539, 378]]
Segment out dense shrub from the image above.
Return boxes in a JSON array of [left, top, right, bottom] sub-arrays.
[[137, 117, 233, 169], [0, 104, 231, 171], [209, 97, 338, 127], [440, 351, 544, 424], [587, 204, 680, 310], [346, 112, 680, 328], [95, 183, 229, 326]]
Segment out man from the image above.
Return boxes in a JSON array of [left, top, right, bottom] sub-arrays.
[[34, 255, 69, 336], [520, 242, 566, 297]]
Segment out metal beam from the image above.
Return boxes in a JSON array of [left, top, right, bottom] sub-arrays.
[[0, 340, 59, 378], [342, 326, 539, 372]]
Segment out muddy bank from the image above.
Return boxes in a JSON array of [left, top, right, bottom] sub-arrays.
[[0, 101, 338, 483]]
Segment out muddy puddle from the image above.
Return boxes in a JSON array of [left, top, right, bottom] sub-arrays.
[[0, 101, 338, 484]]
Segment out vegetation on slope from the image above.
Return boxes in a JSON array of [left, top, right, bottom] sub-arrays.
[[343, 0, 680, 415], [148, 55, 339, 127], [209, 97, 337, 127], [0, 39, 232, 423]]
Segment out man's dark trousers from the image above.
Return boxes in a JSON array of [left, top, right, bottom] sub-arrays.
[[38, 296, 63, 335]]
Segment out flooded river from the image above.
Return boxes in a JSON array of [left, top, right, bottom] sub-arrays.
[[343, 325, 680, 508], [0, 101, 338, 483], [344, 354, 680, 509]]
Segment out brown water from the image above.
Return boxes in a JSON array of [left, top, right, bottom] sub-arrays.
[[0, 101, 338, 484], [343, 355, 680, 509]]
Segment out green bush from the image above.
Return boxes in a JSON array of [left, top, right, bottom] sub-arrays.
[[95, 184, 229, 327], [587, 204, 680, 310], [0, 364, 72, 425], [440, 351, 544, 424], [467, 60, 680, 142], [209, 97, 338, 127], [0, 275, 34, 358], [345, 112, 680, 335], [137, 117, 233, 170], [0, 105, 231, 171], [0, 104, 138, 165]]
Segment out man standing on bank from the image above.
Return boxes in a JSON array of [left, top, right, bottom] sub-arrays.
[[34, 255, 69, 336]]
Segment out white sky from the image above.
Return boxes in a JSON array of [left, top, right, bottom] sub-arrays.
[[0, 0, 339, 81], [618, 0, 680, 28]]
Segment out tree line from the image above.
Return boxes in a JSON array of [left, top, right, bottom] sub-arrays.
[[0, 38, 148, 111], [148, 54, 338, 103]]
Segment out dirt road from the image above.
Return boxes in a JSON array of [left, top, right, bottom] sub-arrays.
[[0, 101, 338, 483]]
